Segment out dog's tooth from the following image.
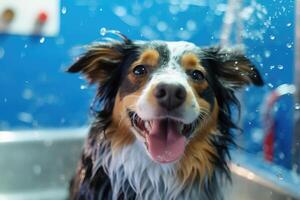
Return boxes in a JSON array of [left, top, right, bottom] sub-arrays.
[[148, 121, 152, 131], [145, 121, 151, 132]]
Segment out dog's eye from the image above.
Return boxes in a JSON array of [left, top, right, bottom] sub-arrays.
[[133, 65, 147, 76], [189, 70, 204, 81]]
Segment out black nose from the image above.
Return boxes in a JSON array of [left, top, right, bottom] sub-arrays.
[[154, 83, 187, 110]]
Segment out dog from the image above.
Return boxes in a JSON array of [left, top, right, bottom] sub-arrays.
[[67, 33, 263, 200]]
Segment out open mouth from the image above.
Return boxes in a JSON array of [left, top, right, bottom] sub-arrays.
[[128, 110, 200, 163]]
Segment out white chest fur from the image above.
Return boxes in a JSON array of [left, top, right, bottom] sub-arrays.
[[96, 140, 205, 200]]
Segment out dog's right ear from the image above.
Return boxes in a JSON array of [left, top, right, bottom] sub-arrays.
[[67, 43, 125, 85]]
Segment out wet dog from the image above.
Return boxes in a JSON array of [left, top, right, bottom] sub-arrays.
[[67, 33, 263, 200]]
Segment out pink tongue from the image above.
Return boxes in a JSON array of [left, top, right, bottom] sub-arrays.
[[147, 119, 186, 163]]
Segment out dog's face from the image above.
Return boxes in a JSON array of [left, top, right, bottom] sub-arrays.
[[68, 38, 263, 166], [114, 41, 218, 163]]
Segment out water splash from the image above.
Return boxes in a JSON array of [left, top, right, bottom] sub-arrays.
[[268, 83, 274, 88], [264, 50, 271, 58], [100, 27, 107, 36], [99, 27, 123, 37], [39, 37, 45, 44], [240, 0, 269, 41], [286, 42, 293, 48], [61, 6, 67, 15], [277, 65, 284, 70], [80, 85, 88, 90]]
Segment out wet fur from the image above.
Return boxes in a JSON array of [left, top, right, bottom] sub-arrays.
[[67, 35, 263, 200]]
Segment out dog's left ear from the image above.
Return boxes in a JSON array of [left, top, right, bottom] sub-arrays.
[[202, 47, 264, 89], [66, 42, 125, 85], [67, 32, 133, 85]]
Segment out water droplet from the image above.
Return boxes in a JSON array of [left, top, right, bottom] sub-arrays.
[[61, 6, 67, 15], [264, 50, 271, 58], [180, 27, 184, 31], [17, 112, 33, 123], [113, 6, 127, 17], [24, 44, 28, 49], [99, 8, 103, 12], [270, 65, 275, 70], [157, 21, 167, 32], [295, 103, 300, 110], [186, 20, 196, 31], [268, 83, 274, 88], [100, 27, 107, 36], [286, 22, 292, 27], [277, 65, 284, 70], [270, 35, 275, 40], [39, 37, 45, 44], [80, 85, 88, 90], [286, 43, 293, 48]]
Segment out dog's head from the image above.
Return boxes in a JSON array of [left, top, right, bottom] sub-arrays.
[[68, 35, 263, 166]]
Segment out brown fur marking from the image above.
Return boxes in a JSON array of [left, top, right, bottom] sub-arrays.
[[131, 49, 160, 68], [181, 53, 205, 72]]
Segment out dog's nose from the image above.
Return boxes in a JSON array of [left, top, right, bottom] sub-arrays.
[[154, 83, 187, 110]]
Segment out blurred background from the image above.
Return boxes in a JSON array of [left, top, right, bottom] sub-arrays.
[[0, 0, 299, 199]]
